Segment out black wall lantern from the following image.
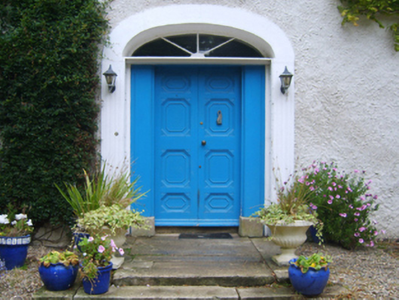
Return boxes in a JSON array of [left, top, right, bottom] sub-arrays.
[[103, 65, 117, 93], [279, 66, 293, 94]]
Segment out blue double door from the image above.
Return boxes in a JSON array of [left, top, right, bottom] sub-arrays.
[[154, 66, 241, 225]]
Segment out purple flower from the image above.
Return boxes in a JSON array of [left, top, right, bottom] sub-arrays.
[[328, 187, 333, 191], [332, 182, 336, 186], [359, 239, 364, 243], [336, 195, 340, 199], [101, 235, 108, 241], [88, 236, 94, 242], [370, 241, 374, 247], [329, 195, 334, 200], [354, 218, 358, 222], [110, 239, 117, 249], [354, 212, 360, 216], [339, 213, 347, 217], [359, 227, 366, 232], [309, 186, 315, 191], [374, 231, 378, 236], [354, 233, 360, 237], [310, 203, 317, 210], [381, 230, 386, 234], [354, 169, 359, 173], [373, 195, 378, 200], [98, 245, 105, 253], [327, 199, 333, 204], [349, 204, 353, 209], [119, 248, 124, 255]]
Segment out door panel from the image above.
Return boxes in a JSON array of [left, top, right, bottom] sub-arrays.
[[154, 66, 241, 225]]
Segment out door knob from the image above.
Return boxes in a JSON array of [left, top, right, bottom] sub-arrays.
[[201, 140, 206, 146]]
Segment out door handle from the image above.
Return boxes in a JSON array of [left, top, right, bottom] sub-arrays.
[[201, 140, 206, 146]]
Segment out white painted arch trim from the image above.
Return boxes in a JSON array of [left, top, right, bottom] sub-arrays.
[[101, 4, 295, 204]]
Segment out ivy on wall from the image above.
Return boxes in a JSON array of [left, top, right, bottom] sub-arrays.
[[338, 0, 399, 51], [0, 0, 110, 226]]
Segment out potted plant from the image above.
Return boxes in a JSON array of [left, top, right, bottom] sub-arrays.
[[253, 172, 322, 265], [55, 162, 147, 248], [78, 234, 124, 295], [38, 250, 79, 291], [288, 253, 332, 296], [0, 205, 34, 270], [76, 204, 146, 247]]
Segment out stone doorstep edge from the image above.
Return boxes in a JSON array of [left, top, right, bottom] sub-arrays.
[[33, 284, 350, 299]]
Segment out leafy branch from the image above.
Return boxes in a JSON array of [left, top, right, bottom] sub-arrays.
[[338, 0, 399, 51]]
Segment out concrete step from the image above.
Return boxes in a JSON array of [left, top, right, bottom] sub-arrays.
[[34, 284, 349, 300], [113, 234, 275, 287]]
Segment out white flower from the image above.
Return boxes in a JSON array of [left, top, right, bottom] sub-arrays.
[[0, 215, 9, 224], [26, 219, 33, 226], [15, 213, 27, 220], [11, 220, 17, 225]]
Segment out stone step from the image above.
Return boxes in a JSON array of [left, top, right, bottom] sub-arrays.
[[34, 284, 349, 300]]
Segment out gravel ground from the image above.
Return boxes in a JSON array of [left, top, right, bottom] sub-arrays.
[[0, 239, 398, 299]]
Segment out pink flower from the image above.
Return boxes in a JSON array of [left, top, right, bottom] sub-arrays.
[[336, 195, 340, 199], [338, 185, 343, 189], [354, 233, 360, 237], [98, 245, 105, 253], [359, 239, 364, 243], [328, 187, 333, 191], [374, 231, 378, 236], [370, 241, 374, 247], [309, 186, 315, 191], [110, 239, 117, 249], [354, 212, 360, 216], [354, 169, 359, 173], [354, 218, 358, 222], [118, 248, 124, 256], [373, 195, 378, 199], [349, 205, 353, 209], [88, 236, 94, 242], [332, 182, 336, 186], [381, 230, 386, 234], [101, 235, 108, 241], [328, 199, 333, 204], [339, 213, 347, 217], [329, 195, 334, 200], [359, 227, 366, 232]]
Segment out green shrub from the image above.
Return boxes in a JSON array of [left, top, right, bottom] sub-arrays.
[[303, 161, 381, 249], [0, 0, 110, 226]]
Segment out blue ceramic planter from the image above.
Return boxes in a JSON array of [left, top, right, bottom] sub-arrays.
[[0, 235, 31, 270], [288, 258, 330, 297], [39, 263, 79, 291], [82, 262, 113, 295]]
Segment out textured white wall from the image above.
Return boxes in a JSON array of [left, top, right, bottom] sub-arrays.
[[105, 0, 399, 237]]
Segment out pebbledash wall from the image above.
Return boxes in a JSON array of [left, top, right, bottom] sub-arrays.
[[100, 0, 399, 238]]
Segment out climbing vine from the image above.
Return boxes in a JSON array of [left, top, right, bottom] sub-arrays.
[[0, 0, 110, 226], [338, 0, 399, 51]]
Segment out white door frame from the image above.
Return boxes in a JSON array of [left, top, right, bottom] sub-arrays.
[[100, 4, 295, 206]]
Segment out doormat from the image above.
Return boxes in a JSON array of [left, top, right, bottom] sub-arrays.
[[178, 233, 233, 239]]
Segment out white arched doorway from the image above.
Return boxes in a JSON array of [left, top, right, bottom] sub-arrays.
[[101, 5, 295, 233]]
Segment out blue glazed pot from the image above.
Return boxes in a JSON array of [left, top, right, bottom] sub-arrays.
[[288, 258, 330, 297], [39, 262, 79, 291], [82, 262, 113, 295], [0, 235, 31, 270]]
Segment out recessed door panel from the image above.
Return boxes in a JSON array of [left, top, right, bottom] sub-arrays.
[[154, 66, 241, 225]]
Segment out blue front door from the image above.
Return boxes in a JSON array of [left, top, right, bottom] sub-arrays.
[[154, 66, 241, 226]]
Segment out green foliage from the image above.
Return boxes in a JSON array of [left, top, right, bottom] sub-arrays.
[[303, 161, 380, 249], [39, 250, 79, 268], [338, 0, 399, 51], [291, 253, 332, 274], [77, 204, 147, 235], [0, 0, 110, 226], [253, 172, 320, 231], [56, 162, 147, 218]]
